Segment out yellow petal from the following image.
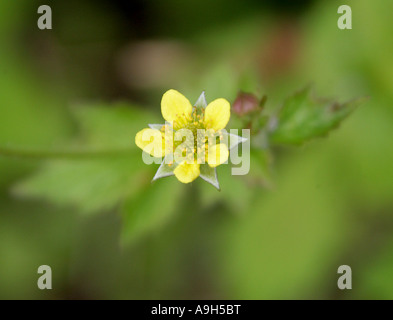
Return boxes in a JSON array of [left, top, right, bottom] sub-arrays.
[[135, 128, 165, 157], [207, 143, 229, 168], [161, 89, 193, 123], [174, 161, 200, 184], [204, 98, 230, 131]]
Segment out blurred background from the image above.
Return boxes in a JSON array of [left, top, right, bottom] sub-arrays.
[[0, 0, 392, 299]]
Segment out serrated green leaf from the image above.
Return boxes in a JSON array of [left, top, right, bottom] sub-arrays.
[[121, 177, 183, 245], [269, 88, 366, 145]]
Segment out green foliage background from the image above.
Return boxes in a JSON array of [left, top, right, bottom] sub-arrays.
[[0, 0, 392, 299]]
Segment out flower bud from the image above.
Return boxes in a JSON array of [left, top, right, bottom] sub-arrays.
[[232, 92, 260, 116]]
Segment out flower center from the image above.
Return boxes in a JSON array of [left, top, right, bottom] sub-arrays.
[[165, 107, 217, 163]]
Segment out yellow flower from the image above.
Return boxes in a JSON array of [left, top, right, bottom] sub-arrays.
[[135, 89, 245, 189]]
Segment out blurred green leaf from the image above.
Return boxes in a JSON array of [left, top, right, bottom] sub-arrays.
[[13, 155, 148, 214], [0, 25, 73, 188], [269, 87, 365, 145], [10, 103, 160, 214], [72, 103, 160, 149], [121, 177, 183, 245]]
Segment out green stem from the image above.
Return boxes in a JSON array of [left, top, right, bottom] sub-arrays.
[[0, 146, 136, 160]]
